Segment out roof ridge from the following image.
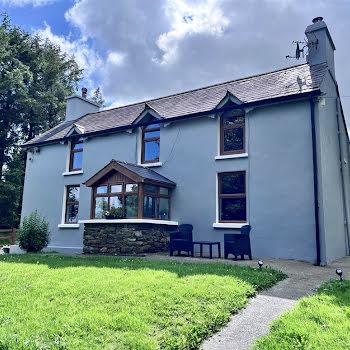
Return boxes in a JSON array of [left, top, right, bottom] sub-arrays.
[[82, 63, 313, 118]]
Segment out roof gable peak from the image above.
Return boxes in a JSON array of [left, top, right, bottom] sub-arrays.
[[65, 123, 85, 137], [216, 91, 243, 108], [132, 104, 163, 124], [84, 160, 176, 188]]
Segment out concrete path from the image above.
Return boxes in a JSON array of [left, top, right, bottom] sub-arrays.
[[200, 256, 350, 350], [146, 254, 350, 350]]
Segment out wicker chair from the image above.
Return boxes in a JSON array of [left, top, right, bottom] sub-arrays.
[[224, 225, 252, 260], [169, 224, 193, 257]]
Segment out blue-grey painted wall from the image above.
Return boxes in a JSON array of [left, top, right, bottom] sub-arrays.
[[22, 98, 321, 262], [315, 71, 350, 264]]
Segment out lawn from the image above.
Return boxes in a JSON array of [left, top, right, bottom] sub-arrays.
[[255, 280, 350, 350], [0, 254, 284, 350]]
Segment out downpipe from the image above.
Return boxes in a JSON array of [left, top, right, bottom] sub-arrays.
[[310, 98, 321, 266]]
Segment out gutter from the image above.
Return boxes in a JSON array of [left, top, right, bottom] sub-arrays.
[[309, 98, 321, 266], [22, 90, 322, 148]]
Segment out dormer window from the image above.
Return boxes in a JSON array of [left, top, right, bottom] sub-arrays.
[[220, 109, 245, 155], [69, 140, 84, 171], [141, 123, 160, 164]]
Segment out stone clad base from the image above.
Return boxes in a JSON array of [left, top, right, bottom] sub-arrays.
[[83, 223, 177, 255]]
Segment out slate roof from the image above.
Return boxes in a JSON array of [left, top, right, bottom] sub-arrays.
[[117, 161, 176, 186], [25, 62, 328, 146], [84, 160, 176, 187]]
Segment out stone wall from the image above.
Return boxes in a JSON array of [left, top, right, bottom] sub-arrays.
[[83, 223, 177, 255]]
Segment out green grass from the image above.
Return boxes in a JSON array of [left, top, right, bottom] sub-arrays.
[[255, 280, 350, 350], [0, 255, 285, 350]]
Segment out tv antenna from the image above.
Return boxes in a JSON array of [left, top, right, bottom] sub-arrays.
[[286, 36, 318, 60]]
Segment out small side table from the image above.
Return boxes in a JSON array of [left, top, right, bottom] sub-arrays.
[[193, 241, 221, 259]]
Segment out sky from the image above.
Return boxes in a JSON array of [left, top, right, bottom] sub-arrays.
[[1, 0, 350, 121]]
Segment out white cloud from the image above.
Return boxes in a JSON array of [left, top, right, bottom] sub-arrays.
[[0, 0, 54, 6], [36, 23, 103, 79], [155, 0, 229, 65], [45, 0, 350, 120], [107, 52, 125, 66]]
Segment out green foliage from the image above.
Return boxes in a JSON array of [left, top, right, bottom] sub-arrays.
[[254, 280, 350, 350], [0, 150, 25, 228], [91, 87, 105, 106], [0, 255, 285, 349], [17, 211, 49, 252], [106, 206, 125, 219], [0, 13, 82, 228], [0, 181, 19, 229]]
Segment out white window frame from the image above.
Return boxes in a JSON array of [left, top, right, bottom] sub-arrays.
[[58, 185, 80, 229], [215, 96, 249, 160], [213, 171, 249, 229], [62, 140, 84, 176]]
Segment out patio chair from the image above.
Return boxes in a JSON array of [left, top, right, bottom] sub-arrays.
[[224, 225, 252, 260], [169, 224, 194, 257]]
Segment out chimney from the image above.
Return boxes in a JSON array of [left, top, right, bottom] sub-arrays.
[[305, 17, 336, 77], [65, 87, 100, 122], [82, 87, 87, 98]]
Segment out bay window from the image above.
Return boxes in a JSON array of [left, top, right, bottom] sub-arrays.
[[92, 182, 171, 220], [143, 184, 170, 219]]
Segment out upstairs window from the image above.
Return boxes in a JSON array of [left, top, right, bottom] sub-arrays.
[[218, 172, 246, 222], [220, 109, 245, 155], [65, 185, 80, 223], [142, 123, 160, 164], [69, 140, 83, 171]]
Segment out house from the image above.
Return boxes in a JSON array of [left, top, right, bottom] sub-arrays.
[[22, 17, 350, 265]]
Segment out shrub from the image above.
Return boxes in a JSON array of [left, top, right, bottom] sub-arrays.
[[105, 207, 125, 219], [17, 210, 49, 252]]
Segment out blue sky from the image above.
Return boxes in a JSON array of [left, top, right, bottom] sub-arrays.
[[2, 1, 72, 35], [1, 0, 350, 121]]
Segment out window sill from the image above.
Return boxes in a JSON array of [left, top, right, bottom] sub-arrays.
[[213, 222, 248, 229], [215, 153, 248, 160], [79, 219, 178, 226], [138, 162, 163, 168], [58, 224, 80, 229], [62, 170, 83, 176]]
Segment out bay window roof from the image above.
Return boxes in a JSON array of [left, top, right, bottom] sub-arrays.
[[84, 160, 176, 188]]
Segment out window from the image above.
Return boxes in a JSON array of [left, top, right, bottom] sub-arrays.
[[65, 185, 80, 223], [92, 182, 171, 220], [220, 109, 245, 155], [142, 123, 160, 163], [143, 185, 170, 219], [93, 183, 139, 219], [69, 140, 83, 171], [218, 172, 246, 222]]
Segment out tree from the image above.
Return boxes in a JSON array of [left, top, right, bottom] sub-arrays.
[[91, 87, 105, 106], [0, 14, 82, 228], [0, 151, 24, 228]]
